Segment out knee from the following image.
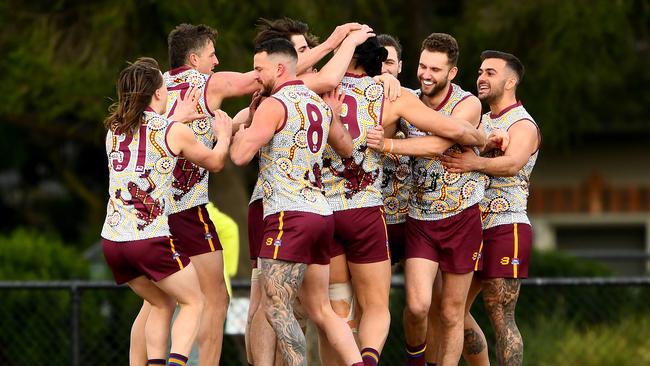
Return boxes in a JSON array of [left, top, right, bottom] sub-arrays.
[[406, 299, 430, 321], [439, 302, 464, 329]]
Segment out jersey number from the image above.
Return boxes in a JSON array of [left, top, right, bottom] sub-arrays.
[[111, 125, 148, 172], [340, 95, 361, 139], [306, 103, 324, 153]]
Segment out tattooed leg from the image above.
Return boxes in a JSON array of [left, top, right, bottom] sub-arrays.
[[260, 259, 308, 366], [482, 278, 522, 366], [462, 278, 489, 366]]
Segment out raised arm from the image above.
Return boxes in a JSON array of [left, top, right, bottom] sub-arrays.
[[295, 22, 362, 75], [300, 25, 374, 94], [441, 120, 539, 176], [230, 97, 284, 166]]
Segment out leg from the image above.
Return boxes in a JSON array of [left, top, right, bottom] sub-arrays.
[[301, 263, 363, 365], [403, 258, 438, 365], [130, 300, 151, 366], [247, 268, 278, 366], [260, 258, 308, 366], [320, 253, 352, 366], [437, 271, 473, 366], [348, 259, 392, 354], [462, 277, 489, 366], [190, 250, 229, 365], [424, 270, 443, 365], [127, 277, 178, 360], [154, 263, 205, 357], [482, 278, 522, 366]]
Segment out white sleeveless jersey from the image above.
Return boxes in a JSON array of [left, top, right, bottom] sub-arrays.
[[322, 73, 385, 211], [101, 110, 177, 241], [258, 80, 333, 218], [479, 102, 539, 229], [405, 84, 487, 220], [163, 67, 214, 213]]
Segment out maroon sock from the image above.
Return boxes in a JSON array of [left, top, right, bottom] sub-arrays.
[[406, 342, 426, 366], [147, 360, 166, 365], [361, 347, 380, 366], [168, 353, 188, 366]]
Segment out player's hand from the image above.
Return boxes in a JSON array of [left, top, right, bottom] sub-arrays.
[[486, 128, 509, 152], [440, 147, 481, 173], [373, 73, 402, 101], [326, 22, 363, 48], [322, 86, 345, 117], [169, 86, 206, 122], [212, 109, 233, 141], [249, 90, 265, 117], [366, 125, 386, 152], [343, 24, 375, 46]]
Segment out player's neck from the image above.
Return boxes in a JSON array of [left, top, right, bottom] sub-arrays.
[[272, 74, 297, 93], [489, 95, 518, 116], [149, 100, 165, 116], [346, 64, 366, 76], [421, 83, 452, 110]]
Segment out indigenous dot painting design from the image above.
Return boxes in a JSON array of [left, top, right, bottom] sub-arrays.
[[479, 102, 539, 229], [404, 84, 487, 221]]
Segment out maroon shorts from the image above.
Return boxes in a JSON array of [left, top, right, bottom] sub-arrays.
[[330, 206, 390, 264], [259, 211, 334, 265], [405, 204, 483, 274], [478, 223, 532, 279], [168, 204, 222, 257], [387, 222, 406, 264], [102, 236, 190, 284], [248, 199, 264, 268]]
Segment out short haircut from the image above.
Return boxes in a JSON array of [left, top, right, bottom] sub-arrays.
[[168, 24, 218, 69], [376, 34, 402, 60], [254, 38, 299, 61], [421, 33, 459, 66], [254, 17, 320, 48], [480, 50, 525, 83]]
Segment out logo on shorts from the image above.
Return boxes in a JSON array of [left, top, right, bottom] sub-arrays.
[[172, 252, 181, 260], [266, 237, 273, 246], [274, 239, 282, 247], [204, 233, 213, 240], [500, 257, 510, 265], [472, 252, 482, 261], [511, 258, 520, 265]]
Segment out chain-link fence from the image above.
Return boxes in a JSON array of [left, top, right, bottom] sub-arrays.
[[1, 277, 649, 366]]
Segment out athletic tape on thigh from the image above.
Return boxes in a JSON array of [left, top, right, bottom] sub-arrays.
[[251, 268, 260, 281]]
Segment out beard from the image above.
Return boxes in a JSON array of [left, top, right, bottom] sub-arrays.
[[421, 77, 449, 98], [259, 82, 274, 97], [477, 82, 504, 104]]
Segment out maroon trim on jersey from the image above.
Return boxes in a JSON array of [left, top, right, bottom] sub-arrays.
[[506, 118, 542, 155], [204, 73, 216, 117], [168, 82, 190, 91], [344, 72, 367, 78], [145, 106, 155, 112], [272, 79, 304, 94], [490, 101, 522, 119], [450, 94, 472, 114], [168, 66, 192, 76], [165, 121, 179, 157], [271, 96, 288, 133], [434, 84, 453, 111]]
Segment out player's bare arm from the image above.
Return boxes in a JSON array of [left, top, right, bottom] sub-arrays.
[[383, 89, 487, 147], [300, 25, 374, 94], [230, 97, 284, 166], [295, 22, 362, 75], [168, 109, 232, 172], [206, 70, 260, 111], [440, 119, 538, 175]]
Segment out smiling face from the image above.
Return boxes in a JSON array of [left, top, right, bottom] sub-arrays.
[[476, 58, 511, 103], [417, 49, 457, 98]]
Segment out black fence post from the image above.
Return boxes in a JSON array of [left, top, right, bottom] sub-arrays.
[[70, 282, 80, 366]]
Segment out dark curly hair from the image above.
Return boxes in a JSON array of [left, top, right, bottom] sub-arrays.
[[353, 37, 388, 77]]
